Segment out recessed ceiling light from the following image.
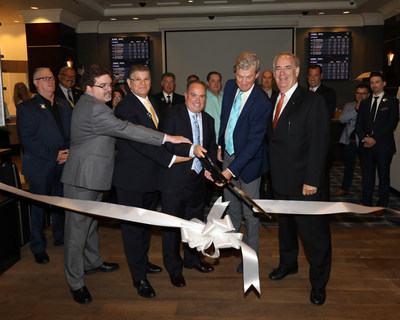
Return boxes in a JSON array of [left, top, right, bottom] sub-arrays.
[[30, 7, 39, 10], [132, 17, 139, 20], [14, 20, 20, 23], [318, 12, 325, 15], [343, 11, 350, 14], [188, 0, 194, 3], [110, 18, 117, 21]]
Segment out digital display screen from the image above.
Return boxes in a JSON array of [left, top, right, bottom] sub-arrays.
[[309, 31, 352, 80], [110, 36, 151, 83]]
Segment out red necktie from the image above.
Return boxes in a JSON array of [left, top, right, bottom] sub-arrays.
[[273, 93, 285, 130]]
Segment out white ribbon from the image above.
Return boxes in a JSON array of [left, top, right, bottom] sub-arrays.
[[0, 182, 260, 293], [1, 182, 394, 294]]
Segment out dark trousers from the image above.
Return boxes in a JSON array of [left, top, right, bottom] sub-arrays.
[[341, 141, 358, 191], [27, 166, 65, 254], [161, 172, 205, 275], [273, 190, 332, 290], [116, 188, 157, 283], [360, 147, 393, 207]]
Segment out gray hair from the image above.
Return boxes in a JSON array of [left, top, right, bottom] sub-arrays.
[[233, 52, 260, 73], [273, 52, 300, 69]]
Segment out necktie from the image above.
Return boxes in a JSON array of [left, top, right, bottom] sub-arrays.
[[167, 95, 172, 107], [367, 96, 379, 135], [225, 91, 243, 155], [273, 93, 285, 130], [144, 98, 159, 128], [67, 89, 74, 107], [192, 114, 202, 174]]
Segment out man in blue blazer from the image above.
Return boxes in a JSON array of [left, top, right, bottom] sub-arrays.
[[355, 71, 399, 208], [17, 67, 72, 264], [218, 52, 271, 272]]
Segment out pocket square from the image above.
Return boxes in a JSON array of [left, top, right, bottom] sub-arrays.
[[380, 107, 388, 111]]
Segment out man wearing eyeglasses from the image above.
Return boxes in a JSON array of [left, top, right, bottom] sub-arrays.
[[17, 67, 73, 265], [61, 64, 191, 305], [55, 66, 82, 108], [112, 65, 190, 299], [332, 84, 370, 197]]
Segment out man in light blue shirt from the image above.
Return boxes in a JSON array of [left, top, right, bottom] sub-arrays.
[[205, 71, 223, 142]]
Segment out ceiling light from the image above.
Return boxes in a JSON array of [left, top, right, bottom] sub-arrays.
[[110, 18, 117, 21], [343, 11, 350, 14], [30, 7, 39, 10], [188, 0, 194, 3], [318, 12, 325, 15], [132, 17, 139, 20], [14, 20, 20, 23]]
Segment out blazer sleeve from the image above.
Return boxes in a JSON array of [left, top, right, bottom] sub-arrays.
[[17, 101, 59, 161], [91, 102, 165, 146], [304, 94, 330, 187], [355, 99, 370, 141], [114, 102, 174, 168]]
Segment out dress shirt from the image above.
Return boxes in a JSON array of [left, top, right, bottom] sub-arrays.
[[309, 83, 321, 92], [162, 91, 174, 104], [272, 82, 298, 120], [370, 92, 384, 121], [187, 108, 203, 158], [205, 89, 223, 142], [59, 84, 73, 103]]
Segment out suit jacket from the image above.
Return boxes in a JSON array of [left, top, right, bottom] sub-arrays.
[[55, 84, 82, 106], [218, 79, 271, 183], [315, 83, 336, 119], [152, 92, 185, 122], [61, 93, 165, 191], [112, 92, 174, 192], [17, 94, 72, 178], [355, 93, 399, 154], [158, 104, 217, 194], [268, 85, 330, 196]]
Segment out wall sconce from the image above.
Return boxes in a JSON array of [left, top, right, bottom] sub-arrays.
[[66, 60, 73, 68], [387, 52, 394, 66]]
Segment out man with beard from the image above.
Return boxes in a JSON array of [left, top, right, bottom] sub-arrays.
[[61, 65, 191, 305]]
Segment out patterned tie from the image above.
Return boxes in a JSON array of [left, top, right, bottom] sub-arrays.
[[367, 96, 379, 135], [273, 93, 285, 130], [192, 114, 202, 174], [225, 91, 243, 155], [67, 89, 74, 107], [167, 95, 172, 107], [144, 98, 159, 128]]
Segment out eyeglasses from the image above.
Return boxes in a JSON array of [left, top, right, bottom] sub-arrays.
[[60, 73, 76, 79], [93, 83, 112, 89], [35, 76, 56, 82], [113, 96, 122, 100], [129, 78, 150, 83]]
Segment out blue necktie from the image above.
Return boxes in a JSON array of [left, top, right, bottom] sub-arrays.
[[225, 91, 243, 155], [192, 114, 202, 174]]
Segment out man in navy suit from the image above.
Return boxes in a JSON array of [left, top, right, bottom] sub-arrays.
[[356, 71, 399, 209], [268, 52, 331, 306], [218, 52, 271, 272], [55, 66, 82, 108], [159, 80, 217, 288], [113, 65, 190, 298], [152, 72, 185, 121], [17, 67, 72, 264]]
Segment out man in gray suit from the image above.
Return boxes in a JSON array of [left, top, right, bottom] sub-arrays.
[[61, 65, 190, 305]]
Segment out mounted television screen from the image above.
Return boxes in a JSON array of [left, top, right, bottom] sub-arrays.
[[110, 36, 151, 84], [309, 31, 352, 80]]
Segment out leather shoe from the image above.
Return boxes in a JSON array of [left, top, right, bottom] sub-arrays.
[[310, 288, 326, 305], [169, 273, 186, 287], [146, 262, 163, 274], [71, 286, 92, 304], [34, 252, 50, 264], [332, 188, 349, 196], [372, 209, 386, 216], [184, 261, 214, 273], [134, 279, 156, 298], [268, 266, 298, 280], [84, 262, 120, 274]]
